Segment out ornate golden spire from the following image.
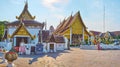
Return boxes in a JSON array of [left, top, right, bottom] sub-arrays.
[[16, 0, 35, 20], [24, 0, 28, 10]]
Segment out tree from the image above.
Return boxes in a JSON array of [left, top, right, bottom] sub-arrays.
[[0, 21, 9, 41]]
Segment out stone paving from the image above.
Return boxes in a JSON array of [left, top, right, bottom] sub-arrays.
[[0, 47, 120, 67]]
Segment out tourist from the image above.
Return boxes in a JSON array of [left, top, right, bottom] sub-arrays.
[[19, 40, 26, 55]]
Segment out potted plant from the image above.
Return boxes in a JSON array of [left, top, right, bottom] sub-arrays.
[[5, 47, 18, 67]]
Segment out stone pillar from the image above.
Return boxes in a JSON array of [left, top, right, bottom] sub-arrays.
[[70, 27, 72, 45], [64, 37, 68, 49], [41, 29, 43, 43], [88, 35, 90, 45], [43, 43, 47, 53], [14, 37, 16, 46], [47, 43, 50, 52], [54, 43, 56, 52]]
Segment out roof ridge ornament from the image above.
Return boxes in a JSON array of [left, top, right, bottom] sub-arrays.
[[16, 0, 36, 20], [24, 0, 28, 10]]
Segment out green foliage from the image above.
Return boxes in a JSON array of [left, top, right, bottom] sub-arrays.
[[101, 37, 114, 44], [0, 21, 8, 41], [116, 35, 120, 39], [10, 47, 17, 52]]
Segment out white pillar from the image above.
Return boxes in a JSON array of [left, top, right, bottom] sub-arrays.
[[82, 27, 85, 44], [70, 27, 72, 45], [41, 29, 43, 43], [43, 43, 47, 53], [54, 43, 56, 52], [64, 37, 68, 49], [14, 37, 16, 46], [28, 37, 31, 43], [88, 35, 89, 45], [47, 43, 50, 52]]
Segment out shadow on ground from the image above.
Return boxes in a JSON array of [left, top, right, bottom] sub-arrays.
[[18, 50, 70, 64]]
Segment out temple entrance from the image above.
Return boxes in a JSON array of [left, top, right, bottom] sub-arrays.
[[50, 44, 54, 51], [16, 37, 29, 47]]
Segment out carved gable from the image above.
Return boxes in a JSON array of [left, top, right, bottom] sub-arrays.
[[11, 23, 33, 39]]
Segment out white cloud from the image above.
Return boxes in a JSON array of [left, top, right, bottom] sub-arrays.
[[42, 0, 69, 10]]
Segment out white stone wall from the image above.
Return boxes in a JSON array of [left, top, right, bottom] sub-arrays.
[[27, 28, 40, 44], [42, 43, 47, 53], [56, 43, 65, 50], [64, 37, 68, 49], [8, 27, 16, 36]]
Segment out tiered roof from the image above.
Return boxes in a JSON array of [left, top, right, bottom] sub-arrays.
[[7, 20, 44, 28], [89, 30, 101, 36], [6, 1, 44, 28], [16, 1, 35, 20], [111, 31, 120, 36], [54, 11, 89, 36], [38, 30, 65, 43]]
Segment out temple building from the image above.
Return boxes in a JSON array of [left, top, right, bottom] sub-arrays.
[[54, 11, 90, 45], [2, 2, 67, 53], [5, 2, 44, 47]]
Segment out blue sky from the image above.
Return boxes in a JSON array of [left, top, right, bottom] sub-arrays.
[[0, 0, 120, 32]]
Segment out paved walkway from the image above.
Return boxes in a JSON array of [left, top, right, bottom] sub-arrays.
[[1, 48, 120, 67]]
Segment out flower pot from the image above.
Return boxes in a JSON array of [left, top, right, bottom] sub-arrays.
[[5, 51, 18, 67]]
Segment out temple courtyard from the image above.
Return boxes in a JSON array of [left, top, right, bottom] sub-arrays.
[[0, 47, 120, 67]]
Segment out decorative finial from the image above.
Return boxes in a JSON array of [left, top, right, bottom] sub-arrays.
[[45, 20, 47, 30], [24, 0, 28, 9], [71, 11, 73, 16]]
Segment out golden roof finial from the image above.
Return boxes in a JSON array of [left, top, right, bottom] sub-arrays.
[[24, 0, 28, 9]]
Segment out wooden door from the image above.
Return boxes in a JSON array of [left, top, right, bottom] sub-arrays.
[[16, 37, 28, 47], [50, 44, 54, 50]]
